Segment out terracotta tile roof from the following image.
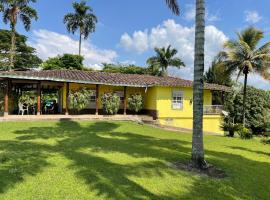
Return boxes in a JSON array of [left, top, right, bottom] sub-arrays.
[[0, 70, 231, 91]]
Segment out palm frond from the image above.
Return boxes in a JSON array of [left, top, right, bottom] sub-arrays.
[[165, 0, 180, 15]]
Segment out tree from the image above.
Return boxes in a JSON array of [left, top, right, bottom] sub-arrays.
[[204, 54, 232, 104], [63, 1, 97, 56], [0, 29, 41, 70], [222, 27, 270, 125], [191, 0, 206, 169], [163, 0, 207, 169], [147, 45, 185, 77], [42, 54, 84, 70], [1, 0, 38, 70], [102, 63, 147, 75]]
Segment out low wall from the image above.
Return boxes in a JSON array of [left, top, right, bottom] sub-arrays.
[[158, 115, 223, 134]]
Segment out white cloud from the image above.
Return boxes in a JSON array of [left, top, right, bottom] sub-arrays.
[[120, 31, 149, 54], [245, 11, 262, 24], [29, 29, 118, 69], [184, 4, 219, 22], [119, 19, 228, 80]]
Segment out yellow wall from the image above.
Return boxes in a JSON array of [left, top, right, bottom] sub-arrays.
[[154, 86, 223, 134]]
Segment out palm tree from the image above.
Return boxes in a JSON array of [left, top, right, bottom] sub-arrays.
[[1, 0, 38, 70], [222, 27, 270, 125], [190, 0, 206, 169], [63, 1, 97, 56], [164, 0, 207, 169], [147, 45, 185, 77]]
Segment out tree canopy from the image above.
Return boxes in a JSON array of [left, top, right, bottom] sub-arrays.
[[0, 29, 42, 70], [42, 54, 84, 70], [102, 63, 147, 75]]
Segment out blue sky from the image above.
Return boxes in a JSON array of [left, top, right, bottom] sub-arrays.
[[2, 0, 270, 89]]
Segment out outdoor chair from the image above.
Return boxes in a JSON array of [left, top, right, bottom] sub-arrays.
[[18, 103, 29, 115]]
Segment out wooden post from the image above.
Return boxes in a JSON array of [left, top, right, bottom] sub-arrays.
[[37, 81, 41, 115], [124, 86, 127, 115], [65, 82, 69, 115], [95, 84, 99, 115], [4, 80, 9, 116]]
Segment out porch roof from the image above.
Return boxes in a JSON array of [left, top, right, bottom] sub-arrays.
[[0, 70, 231, 92]]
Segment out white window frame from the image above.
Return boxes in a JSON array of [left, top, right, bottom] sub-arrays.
[[172, 90, 183, 110]]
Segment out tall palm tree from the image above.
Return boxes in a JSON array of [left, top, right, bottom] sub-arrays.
[[63, 1, 97, 56], [191, 0, 207, 169], [1, 0, 38, 70], [164, 0, 207, 169], [222, 27, 270, 125], [147, 45, 185, 77]]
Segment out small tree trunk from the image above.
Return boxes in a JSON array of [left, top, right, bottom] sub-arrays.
[[79, 28, 82, 56], [191, 0, 207, 169], [9, 24, 16, 70], [242, 71, 248, 126]]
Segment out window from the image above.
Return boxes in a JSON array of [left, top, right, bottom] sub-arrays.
[[114, 91, 124, 102], [172, 91, 183, 110], [89, 90, 96, 102]]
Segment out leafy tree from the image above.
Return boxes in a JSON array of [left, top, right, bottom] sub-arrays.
[[102, 63, 147, 75], [224, 86, 270, 135], [42, 54, 84, 70], [1, 0, 38, 70], [222, 27, 270, 125], [63, 1, 97, 56], [147, 45, 185, 77], [0, 29, 41, 70]]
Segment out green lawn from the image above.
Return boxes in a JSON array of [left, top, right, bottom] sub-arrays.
[[0, 121, 269, 200]]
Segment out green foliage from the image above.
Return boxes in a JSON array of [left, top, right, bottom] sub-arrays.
[[128, 94, 143, 113], [102, 63, 147, 75], [42, 54, 84, 70], [237, 125, 253, 139], [147, 45, 185, 77], [63, 1, 97, 40], [101, 93, 120, 115], [221, 122, 242, 137], [261, 138, 270, 145], [204, 54, 232, 105], [0, 29, 42, 70], [224, 85, 270, 135], [69, 88, 93, 111], [41, 93, 58, 104], [0, 82, 5, 114], [18, 91, 37, 106]]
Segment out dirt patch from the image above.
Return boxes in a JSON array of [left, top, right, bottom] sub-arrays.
[[169, 161, 227, 179]]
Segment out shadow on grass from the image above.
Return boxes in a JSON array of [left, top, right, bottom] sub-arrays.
[[0, 121, 269, 199]]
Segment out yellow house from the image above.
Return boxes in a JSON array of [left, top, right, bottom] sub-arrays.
[[0, 70, 230, 134]]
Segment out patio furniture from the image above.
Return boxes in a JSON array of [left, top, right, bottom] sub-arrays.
[[18, 103, 29, 115]]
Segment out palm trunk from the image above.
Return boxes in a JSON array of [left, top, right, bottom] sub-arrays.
[[79, 28, 82, 56], [242, 71, 248, 126], [191, 0, 207, 169], [9, 24, 16, 71]]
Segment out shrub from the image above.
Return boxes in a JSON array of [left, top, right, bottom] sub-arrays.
[[101, 92, 120, 115], [221, 122, 241, 137], [261, 138, 270, 145], [19, 91, 37, 106], [224, 85, 270, 135], [69, 88, 93, 111], [237, 126, 253, 139], [128, 94, 143, 113]]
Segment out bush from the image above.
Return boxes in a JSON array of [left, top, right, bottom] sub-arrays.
[[101, 93, 120, 115], [237, 126, 253, 139], [19, 91, 37, 106], [224, 85, 270, 135], [128, 94, 143, 113], [261, 138, 270, 145], [221, 122, 242, 137], [69, 88, 93, 111]]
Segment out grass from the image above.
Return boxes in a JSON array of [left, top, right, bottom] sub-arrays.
[[0, 120, 269, 200]]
